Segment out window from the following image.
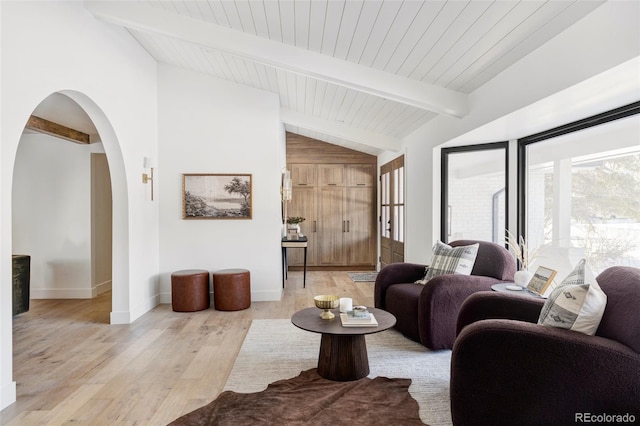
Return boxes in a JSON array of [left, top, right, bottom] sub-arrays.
[[442, 142, 509, 243], [519, 102, 640, 276]]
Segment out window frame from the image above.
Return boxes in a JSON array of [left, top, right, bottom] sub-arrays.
[[517, 101, 640, 244], [441, 141, 510, 243]]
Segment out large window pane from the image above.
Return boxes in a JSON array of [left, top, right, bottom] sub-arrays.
[[525, 113, 640, 276], [442, 144, 508, 243]]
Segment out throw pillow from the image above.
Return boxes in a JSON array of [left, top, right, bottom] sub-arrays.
[[414, 266, 429, 285], [416, 241, 479, 283], [537, 259, 607, 335]]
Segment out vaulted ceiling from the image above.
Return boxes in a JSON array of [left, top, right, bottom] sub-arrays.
[[80, 1, 604, 154]]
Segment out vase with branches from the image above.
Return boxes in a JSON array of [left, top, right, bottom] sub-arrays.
[[505, 230, 540, 287]]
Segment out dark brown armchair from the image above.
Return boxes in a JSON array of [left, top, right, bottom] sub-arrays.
[[374, 240, 516, 350], [450, 266, 640, 425]]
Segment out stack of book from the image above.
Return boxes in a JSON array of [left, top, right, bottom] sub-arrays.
[[340, 310, 378, 327]]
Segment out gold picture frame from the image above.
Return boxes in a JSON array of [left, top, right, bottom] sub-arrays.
[[526, 266, 557, 295], [182, 173, 252, 219]]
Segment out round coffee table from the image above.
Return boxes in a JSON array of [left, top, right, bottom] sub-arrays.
[[291, 307, 396, 381]]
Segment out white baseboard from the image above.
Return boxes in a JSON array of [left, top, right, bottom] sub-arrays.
[[94, 280, 112, 295], [159, 291, 172, 304], [31, 281, 112, 300], [110, 310, 131, 324], [31, 288, 94, 299], [0, 380, 16, 411], [159, 290, 281, 304], [130, 294, 159, 322]]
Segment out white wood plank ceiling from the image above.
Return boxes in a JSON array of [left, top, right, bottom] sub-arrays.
[[86, 0, 604, 155]]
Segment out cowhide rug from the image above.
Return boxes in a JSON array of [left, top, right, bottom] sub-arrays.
[[169, 368, 425, 425]]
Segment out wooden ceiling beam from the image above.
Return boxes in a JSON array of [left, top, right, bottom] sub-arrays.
[[26, 115, 90, 144], [85, 1, 469, 118]]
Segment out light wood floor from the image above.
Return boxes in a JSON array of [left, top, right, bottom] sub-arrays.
[[1, 271, 375, 425]]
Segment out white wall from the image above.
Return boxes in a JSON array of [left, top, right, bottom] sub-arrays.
[[12, 134, 107, 298], [157, 64, 285, 303], [1, 1, 159, 409], [396, 1, 640, 264]]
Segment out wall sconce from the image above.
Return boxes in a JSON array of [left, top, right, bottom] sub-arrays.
[[281, 168, 292, 228], [142, 156, 155, 201]]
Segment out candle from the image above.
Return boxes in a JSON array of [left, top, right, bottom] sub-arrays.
[[339, 297, 353, 313]]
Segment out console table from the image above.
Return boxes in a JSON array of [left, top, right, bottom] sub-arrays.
[[281, 236, 307, 288]]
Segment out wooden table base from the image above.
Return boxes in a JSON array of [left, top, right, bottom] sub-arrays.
[[291, 307, 396, 382], [318, 334, 369, 381]]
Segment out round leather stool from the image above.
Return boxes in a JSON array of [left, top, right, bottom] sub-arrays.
[[171, 269, 210, 312], [213, 268, 251, 311]]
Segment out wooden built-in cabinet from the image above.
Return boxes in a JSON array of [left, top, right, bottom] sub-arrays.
[[287, 162, 376, 267], [286, 133, 377, 268]]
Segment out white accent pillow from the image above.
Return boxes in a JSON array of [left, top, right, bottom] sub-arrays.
[[537, 259, 607, 335], [415, 241, 479, 284]]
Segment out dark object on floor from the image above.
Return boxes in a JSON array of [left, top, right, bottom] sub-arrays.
[[168, 368, 424, 425], [451, 266, 640, 425], [171, 269, 210, 312], [374, 240, 515, 350], [12, 255, 30, 316], [213, 268, 251, 311]]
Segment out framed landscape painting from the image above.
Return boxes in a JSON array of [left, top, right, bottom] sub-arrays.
[[182, 173, 252, 219]]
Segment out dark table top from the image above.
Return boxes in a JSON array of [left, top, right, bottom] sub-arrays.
[[291, 307, 396, 336], [282, 236, 308, 242]]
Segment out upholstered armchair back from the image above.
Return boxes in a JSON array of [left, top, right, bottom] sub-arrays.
[[595, 266, 640, 353], [450, 240, 515, 281]]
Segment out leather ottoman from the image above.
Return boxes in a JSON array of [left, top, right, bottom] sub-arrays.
[[171, 269, 210, 312], [213, 268, 251, 311]]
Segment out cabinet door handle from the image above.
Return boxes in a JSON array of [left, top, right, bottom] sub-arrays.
[[298, 183, 307, 186], [357, 183, 366, 186], [347, 220, 350, 232], [313, 221, 317, 232], [328, 183, 337, 186], [342, 221, 346, 232]]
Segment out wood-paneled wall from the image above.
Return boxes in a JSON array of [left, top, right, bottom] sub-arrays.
[[286, 133, 377, 165]]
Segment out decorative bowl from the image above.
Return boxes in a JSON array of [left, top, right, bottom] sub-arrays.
[[313, 295, 340, 320]]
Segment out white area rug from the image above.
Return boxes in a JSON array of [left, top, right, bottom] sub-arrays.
[[225, 319, 452, 426]]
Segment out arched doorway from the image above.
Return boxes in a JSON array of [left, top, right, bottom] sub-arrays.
[[13, 94, 111, 317], [11, 91, 130, 324]]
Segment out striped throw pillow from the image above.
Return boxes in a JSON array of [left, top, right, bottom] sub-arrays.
[[538, 259, 607, 335], [420, 241, 479, 282]]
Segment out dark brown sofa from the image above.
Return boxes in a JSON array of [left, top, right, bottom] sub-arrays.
[[374, 240, 516, 350], [450, 266, 640, 425]]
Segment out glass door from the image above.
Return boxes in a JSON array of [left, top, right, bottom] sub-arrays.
[[380, 155, 404, 267]]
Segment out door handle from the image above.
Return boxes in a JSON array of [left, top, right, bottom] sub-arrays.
[[313, 220, 317, 232], [342, 221, 346, 232], [347, 220, 350, 232]]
